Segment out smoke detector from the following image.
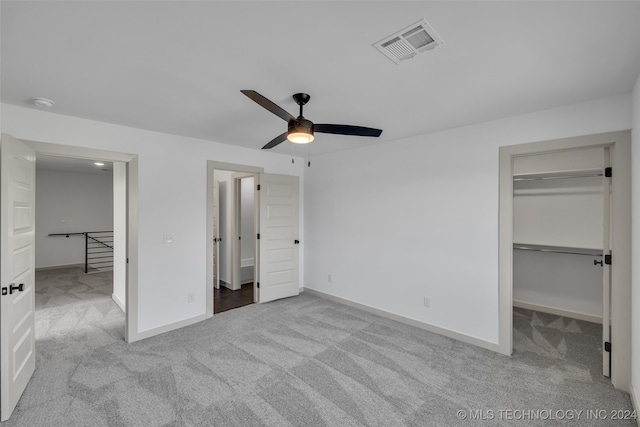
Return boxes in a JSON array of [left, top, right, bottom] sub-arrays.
[[373, 19, 444, 65], [32, 97, 55, 108]]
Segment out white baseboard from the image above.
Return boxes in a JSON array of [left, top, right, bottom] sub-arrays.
[[303, 288, 501, 354], [513, 300, 602, 324], [220, 280, 235, 290], [112, 293, 126, 313], [630, 383, 640, 427], [35, 263, 84, 272], [127, 313, 211, 343]]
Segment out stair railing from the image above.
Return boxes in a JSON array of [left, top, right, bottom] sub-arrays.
[[48, 230, 114, 273]]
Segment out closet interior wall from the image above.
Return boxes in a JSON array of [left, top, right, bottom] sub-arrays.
[[512, 147, 606, 321]]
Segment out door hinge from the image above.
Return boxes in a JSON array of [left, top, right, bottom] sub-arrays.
[[604, 341, 611, 353], [126, 258, 129, 264], [257, 184, 261, 191], [1, 287, 7, 296], [605, 254, 612, 265], [257, 282, 260, 288], [605, 167, 612, 178], [257, 233, 260, 240]]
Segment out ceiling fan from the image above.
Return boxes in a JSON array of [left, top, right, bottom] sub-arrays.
[[241, 90, 383, 149]]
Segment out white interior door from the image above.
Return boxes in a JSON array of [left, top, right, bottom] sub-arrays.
[[1, 134, 36, 421], [602, 148, 611, 377], [213, 180, 220, 289], [257, 173, 299, 303]]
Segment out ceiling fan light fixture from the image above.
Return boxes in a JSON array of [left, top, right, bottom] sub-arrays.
[[287, 119, 314, 144], [288, 131, 314, 144]]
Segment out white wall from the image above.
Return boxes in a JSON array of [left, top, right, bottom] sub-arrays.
[[513, 250, 602, 318], [513, 175, 603, 249], [631, 72, 640, 407], [35, 168, 113, 269], [240, 177, 255, 283], [1, 103, 304, 334], [240, 177, 255, 261], [215, 170, 233, 285], [304, 93, 631, 345], [112, 162, 127, 312]]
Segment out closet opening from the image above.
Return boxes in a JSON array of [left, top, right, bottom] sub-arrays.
[[512, 146, 611, 376], [498, 130, 631, 392]]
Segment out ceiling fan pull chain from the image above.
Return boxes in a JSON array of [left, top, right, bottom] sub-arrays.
[[308, 145, 311, 167]]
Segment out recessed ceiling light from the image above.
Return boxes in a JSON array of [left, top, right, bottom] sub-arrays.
[[94, 162, 105, 166], [32, 97, 55, 108]]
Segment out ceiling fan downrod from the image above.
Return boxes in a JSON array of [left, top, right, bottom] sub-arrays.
[[292, 93, 310, 118]]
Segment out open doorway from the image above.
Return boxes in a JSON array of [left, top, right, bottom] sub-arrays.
[[34, 154, 124, 340], [206, 161, 301, 318], [1, 134, 138, 420], [22, 138, 138, 341], [213, 171, 257, 313], [207, 161, 263, 317], [498, 130, 631, 392]]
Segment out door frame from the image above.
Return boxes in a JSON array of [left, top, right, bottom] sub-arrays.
[[20, 139, 139, 342], [206, 161, 263, 316], [498, 130, 631, 391]]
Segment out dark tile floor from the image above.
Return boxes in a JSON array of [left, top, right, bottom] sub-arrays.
[[214, 282, 254, 313]]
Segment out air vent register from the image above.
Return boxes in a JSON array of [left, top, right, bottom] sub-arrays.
[[373, 19, 444, 65]]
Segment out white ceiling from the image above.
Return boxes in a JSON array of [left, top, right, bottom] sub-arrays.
[[2, 1, 640, 157], [36, 155, 113, 175]]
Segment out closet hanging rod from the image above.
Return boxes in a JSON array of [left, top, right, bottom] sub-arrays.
[[513, 168, 604, 181], [513, 244, 602, 257]]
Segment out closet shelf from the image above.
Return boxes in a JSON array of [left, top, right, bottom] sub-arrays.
[[513, 243, 602, 257], [513, 168, 603, 181]]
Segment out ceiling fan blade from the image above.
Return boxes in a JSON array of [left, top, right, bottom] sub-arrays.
[[241, 90, 295, 122], [315, 124, 383, 137], [262, 132, 288, 150]]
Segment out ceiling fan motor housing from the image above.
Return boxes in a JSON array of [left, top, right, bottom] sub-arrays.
[[288, 117, 314, 143]]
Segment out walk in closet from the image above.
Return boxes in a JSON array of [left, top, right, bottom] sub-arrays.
[[512, 146, 611, 375]]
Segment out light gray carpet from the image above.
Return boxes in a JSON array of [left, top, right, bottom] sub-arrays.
[[3, 267, 635, 426]]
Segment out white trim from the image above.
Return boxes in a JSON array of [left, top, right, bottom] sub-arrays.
[[513, 300, 602, 324], [124, 157, 139, 343], [303, 288, 501, 353], [241, 257, 254, 268], [111, 293, 126, 314], [220, 280, 234, 290], [130, 313, 210, 342], [35, 264, 84, 272], [630, 384, 640, 427]]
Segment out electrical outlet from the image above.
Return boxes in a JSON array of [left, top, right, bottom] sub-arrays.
[[423, 296, 431, 308], [188, 293, 195, 303], [328, 274, 333, 283]]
